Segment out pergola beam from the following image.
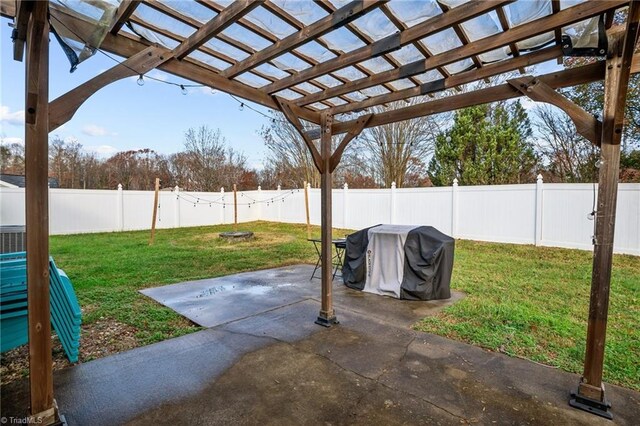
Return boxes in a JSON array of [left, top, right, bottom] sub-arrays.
[[223, 0, 384, 78], [110, 0, 141, 35], [329, 45, 563, 115], [508, 77, 602, 145], [69, 25, 320, 123], [331, 53, 640, 134], [295, 0, 627, 106], [173, 0, 260, 60], [263, 0, 512, 94]]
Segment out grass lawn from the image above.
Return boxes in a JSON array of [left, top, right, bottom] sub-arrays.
[[2, 221, 637, 391]]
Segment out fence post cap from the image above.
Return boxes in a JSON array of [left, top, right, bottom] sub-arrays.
[[258, 185, 261, 191], [344, 183, 348, 189], [221, 187, 224, 192], [453, 178, 458, 186], [537, 174, 543, 183], [277, 184, 281, 191], [117, 183, 123, 190], [391, 181, 396, 189], [307, 183, 311, 189]]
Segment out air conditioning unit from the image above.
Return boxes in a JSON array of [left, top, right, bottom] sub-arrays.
[[0, 225, 26, 253]]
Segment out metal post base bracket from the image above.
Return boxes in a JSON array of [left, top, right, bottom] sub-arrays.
[[569, 391, 613, 420], [315, 311, 339, 327]]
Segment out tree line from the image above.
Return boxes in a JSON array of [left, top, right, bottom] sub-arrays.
[[1, 66, 638, 190]]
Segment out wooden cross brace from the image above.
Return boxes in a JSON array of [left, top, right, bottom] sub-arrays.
[[49, 45, 170, 131], [276, 98, 372, 173], [508, 76, 602, 146]]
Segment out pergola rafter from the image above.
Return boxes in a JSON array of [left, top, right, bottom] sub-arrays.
[[293, 0, 626, 106], [4, 1, 639, 423]]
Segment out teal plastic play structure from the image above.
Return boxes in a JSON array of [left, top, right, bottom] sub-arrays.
[[0, 252, 81, 362]]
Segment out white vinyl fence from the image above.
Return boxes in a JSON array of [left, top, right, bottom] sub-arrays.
[[1, 178, 638, 255]]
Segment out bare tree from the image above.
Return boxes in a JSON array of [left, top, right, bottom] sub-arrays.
[[534, 104, 599, 183], [351, 99, 446, 187], [180, 125, 248, 191], [260, 113, 321, 188], [0, 137, 25, 174]]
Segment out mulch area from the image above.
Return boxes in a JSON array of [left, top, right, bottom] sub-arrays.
[[1, 319, 138, 385]]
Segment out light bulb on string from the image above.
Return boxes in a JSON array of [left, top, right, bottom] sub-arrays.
[[180, 85, 187, 95], [137, 75, 145, 86], [239, 103, 245, 111], [211, 87, 217, 95]]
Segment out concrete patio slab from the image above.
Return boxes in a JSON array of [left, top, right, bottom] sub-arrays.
[[2, 265, 638, 425]]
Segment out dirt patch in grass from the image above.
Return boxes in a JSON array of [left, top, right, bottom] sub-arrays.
[[196, 232, 296, 247], [1, 318, 139, 385]]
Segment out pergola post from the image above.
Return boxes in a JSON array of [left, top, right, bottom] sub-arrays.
[[570, 3, 639, 418], [24, 1, 58, 424], [276, 100, 371, 326], [315, 112, 339, 327]]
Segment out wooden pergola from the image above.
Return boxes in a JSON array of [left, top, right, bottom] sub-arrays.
[[2, 0, 638, 423]]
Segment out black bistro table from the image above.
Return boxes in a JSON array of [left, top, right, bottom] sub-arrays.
[[308, 238, 347, 280]]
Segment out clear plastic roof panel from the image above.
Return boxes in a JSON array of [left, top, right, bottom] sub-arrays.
[[386, 0, 443, 27], [254, 62, 291, 80], [294, 41, 337, 63], [187, 50, 233, 72], [389, 44, 425, 65], [244, 6, 298, 39], [389, 79, 417, 91], [332, 66, 368, 81], [313, 74, 344, 88], [205, 38, 251, 62], [415, 70, 445, 84], [271, 0, 328, 26], [294, 82, 323, 94], [47, 0, 627, 116], [50, 0, 120, 69], [158, 0, 217, 24], [421, 28, 463, 55], [320, 27, 367, 54], [133, 4, 195, 39], [350, 8, 398, 41], [506, 0, 552, 27], [234, 72, 272, 88], [271, 52, 312, 72], [460, 12, 502, 42], [358, 57, 396, 74], [221, 24, 273, 51], [274, 89, 302, 100]]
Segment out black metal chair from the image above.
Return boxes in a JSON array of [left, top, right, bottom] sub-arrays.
[[309, 238, 347, 281]]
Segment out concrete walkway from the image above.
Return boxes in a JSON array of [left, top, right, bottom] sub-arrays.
[[2, 265, 638, 425]]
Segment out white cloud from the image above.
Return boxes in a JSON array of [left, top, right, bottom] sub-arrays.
[[82, 124, 110, 137], [0, 136, 24, 145], [85, 144, 118, 156], [0, 106, 25, 126]]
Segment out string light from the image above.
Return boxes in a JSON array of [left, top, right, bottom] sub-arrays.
[[48, 12, 297, 127]]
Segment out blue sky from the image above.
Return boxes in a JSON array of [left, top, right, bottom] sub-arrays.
[[0, 17, 272, 170], [0, 16, 562, 170]]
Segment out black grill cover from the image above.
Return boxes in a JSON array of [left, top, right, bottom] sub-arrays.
[[342, 225, 455, 300]]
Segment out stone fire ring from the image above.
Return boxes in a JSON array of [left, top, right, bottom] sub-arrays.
[[219, 231, 254, 242]]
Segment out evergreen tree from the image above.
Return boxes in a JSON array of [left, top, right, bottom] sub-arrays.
[[428, 101, 538, 186]]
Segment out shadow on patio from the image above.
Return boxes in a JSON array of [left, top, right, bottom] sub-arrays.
[[2, 264, 638, 425]]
